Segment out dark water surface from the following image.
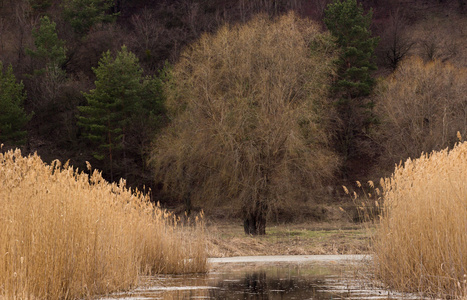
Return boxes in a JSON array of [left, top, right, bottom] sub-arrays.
[[100, 255, 417, 300]]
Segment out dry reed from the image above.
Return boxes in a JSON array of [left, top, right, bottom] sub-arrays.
[[373, 138, 467, 298], [0, 148, 206, 299]]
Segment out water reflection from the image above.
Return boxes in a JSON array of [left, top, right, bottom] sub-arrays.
[[209, 271, 328, 299], [100, 258, 416, 300], [207, 263, 366, 299]]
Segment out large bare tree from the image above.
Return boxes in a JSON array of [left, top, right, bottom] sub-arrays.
[[152, 13, 339, 235]]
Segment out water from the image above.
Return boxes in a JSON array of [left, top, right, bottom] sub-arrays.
[[100, 255, 418, 300]]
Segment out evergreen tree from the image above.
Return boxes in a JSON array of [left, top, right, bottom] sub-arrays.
[[27, 0, 53, 12], [324, 0, 379, 171], [325, 0, 379, 99], [78, 46, 164, 181], [27, 16, 67, 87], [62, 0, 117, 35], [0, 62, 31, 147]]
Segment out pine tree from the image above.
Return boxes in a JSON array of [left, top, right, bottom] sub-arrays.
[[26, 16, 67, 104], [28, 16, 67, 77], [27, 0, 53, 12], [62, 0, 117, 35], [78, 46, 163, 181], [324, 0, 379, 171], [0, 62, 31, 147], [325, 0, 379, 99]]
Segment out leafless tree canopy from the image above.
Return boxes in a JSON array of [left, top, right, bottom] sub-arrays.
[[375, 57, 467, 170], [151, 13, 339, 229]]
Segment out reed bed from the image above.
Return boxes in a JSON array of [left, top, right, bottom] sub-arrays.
[[373, 138, 467, 298], [0, 148, 207, 299]]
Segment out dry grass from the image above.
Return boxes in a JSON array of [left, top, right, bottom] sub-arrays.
[[0, 148, 206, 299], [205, 220, 372, 257], [373, 139, 467, 298]]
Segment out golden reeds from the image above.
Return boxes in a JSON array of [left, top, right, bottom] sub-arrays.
[[373, 139, 467, 298], [0, 148, 206, 299]]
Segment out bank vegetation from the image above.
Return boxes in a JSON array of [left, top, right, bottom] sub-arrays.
[[0, 148, 206, 299], [373, 138, 467, 298]]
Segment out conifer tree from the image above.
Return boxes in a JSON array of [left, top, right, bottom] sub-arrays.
[[324, 0, 379, 171], [62, 0, 117, 35], [0, 62, 31, 147], [28, 16, 67, 77], [325, 0, 379, 98], [27, 0, 53, 12], [78, 46, 163, 181]]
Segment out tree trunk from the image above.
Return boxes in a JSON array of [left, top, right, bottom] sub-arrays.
[[243, 203, 267, 235]]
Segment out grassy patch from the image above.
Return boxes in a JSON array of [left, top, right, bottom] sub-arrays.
[[206, 220, 372, 257]]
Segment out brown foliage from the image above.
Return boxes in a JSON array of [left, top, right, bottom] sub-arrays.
[[374, 57, 467, 171], [151, 13, 339, 230]]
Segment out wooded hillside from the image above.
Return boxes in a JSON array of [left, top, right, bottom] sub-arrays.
[[1, 0, 466, 220]]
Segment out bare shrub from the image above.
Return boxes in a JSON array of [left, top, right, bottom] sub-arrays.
[[67, 23, 127, 77], [151, 13, 339, 235], [374, 57, 467, 171], [374, 138, 467, 298], [129, 9, 166, 72], [409, 15, 467, 66], [0, 148, 206, 299]]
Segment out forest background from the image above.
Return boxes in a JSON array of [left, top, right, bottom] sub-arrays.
[[1, 0, 467, 234]]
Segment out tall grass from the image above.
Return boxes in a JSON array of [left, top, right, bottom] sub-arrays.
[[373, 138, 467, 298], [0, 148, 206, 299]]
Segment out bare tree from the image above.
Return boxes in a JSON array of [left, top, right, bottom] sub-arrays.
[[130, 9, 166, 71], [377, 8, 415, 71], [13, 1, 37, 70], [306, 0, 333, 20], [0, 16, 8, 54], [374, 57, 467, 171], [152, 13, 339, 235]]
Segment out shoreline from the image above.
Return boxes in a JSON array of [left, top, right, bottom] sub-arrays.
[[208, 254, 370, 264]]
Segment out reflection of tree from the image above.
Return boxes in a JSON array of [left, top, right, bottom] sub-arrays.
[[209, 272, 269, 299], [210, 271, 316, 299], [243, 272, 268, 298]]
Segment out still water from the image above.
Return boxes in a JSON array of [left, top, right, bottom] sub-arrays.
[[100, 255, 417, 300]]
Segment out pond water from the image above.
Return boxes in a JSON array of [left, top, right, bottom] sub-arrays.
[[100, 255, 418, 300]]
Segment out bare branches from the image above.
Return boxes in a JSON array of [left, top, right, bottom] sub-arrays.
[[152, 13, 339, 233], [374, 57, 467, 170]]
